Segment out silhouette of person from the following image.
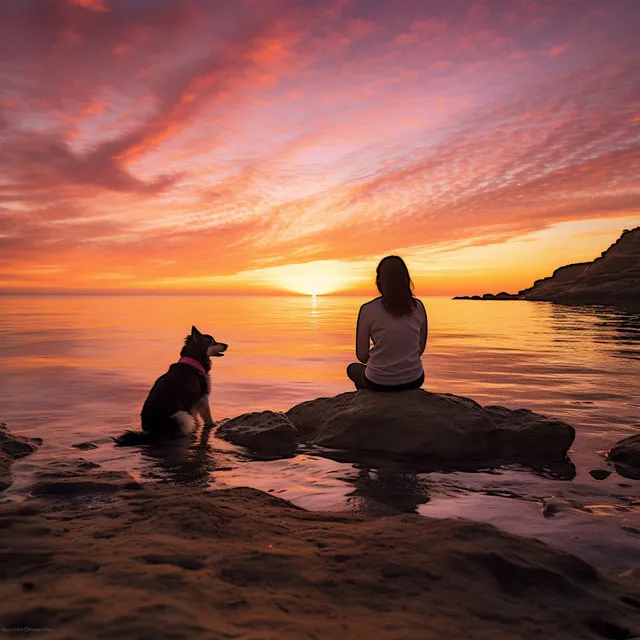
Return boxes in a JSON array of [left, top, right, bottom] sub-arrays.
[[347, 256, 427, 391]]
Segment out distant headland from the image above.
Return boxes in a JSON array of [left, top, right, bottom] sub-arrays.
[[454, 226, 640, 306]]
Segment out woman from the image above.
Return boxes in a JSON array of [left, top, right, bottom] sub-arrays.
[[347, 256, 427, 391]]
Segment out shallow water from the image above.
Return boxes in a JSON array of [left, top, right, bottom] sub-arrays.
[[1, 295, 639, 571]]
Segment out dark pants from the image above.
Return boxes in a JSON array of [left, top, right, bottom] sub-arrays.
[[346, 363, 424, 392]]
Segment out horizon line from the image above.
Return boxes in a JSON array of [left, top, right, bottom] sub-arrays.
[[0, 291, 458, 298]]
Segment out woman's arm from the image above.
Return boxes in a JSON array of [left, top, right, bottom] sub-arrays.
[[355, 305, 370, 364], [419, 302, 428, 355]]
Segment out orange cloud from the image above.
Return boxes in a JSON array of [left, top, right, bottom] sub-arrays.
[[0, 0, 638, 294]]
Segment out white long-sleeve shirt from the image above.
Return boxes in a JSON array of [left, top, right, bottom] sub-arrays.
[[356, 296, 427, 385]]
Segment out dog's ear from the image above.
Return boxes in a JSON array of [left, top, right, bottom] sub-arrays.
[[191, 326, 202, 338]]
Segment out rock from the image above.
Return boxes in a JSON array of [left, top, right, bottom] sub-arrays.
[[216, 411, 300, 456], [453, 292, 519, 301], [1, 484, 639, 639], [285, 390, 574, 466], [453, 227, 640, 307], [72, 442, 99, 450], [0, 423, 41, 491], [589, 469, 612, 480], [30, 459, 141, 498], [541, 497, 568, 518], [1, 423, 42, 460], [608, 434, 640, 471]]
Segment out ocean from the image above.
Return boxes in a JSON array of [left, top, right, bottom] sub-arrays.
[[1, 295, 638, 570]]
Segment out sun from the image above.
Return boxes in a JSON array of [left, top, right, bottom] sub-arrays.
[[275, 264, 352, 296], [240, 260, 362, 296]]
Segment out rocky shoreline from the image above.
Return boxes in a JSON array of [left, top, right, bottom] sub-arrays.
[[0, 455, 638, 639], [1, 404, 639, 639], [454, 226, 640, 306]]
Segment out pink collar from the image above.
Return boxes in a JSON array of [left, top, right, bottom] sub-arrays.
[[178, 356, 206, 375]]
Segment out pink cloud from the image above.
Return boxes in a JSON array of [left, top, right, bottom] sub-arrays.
[[0, 0, 638, 291], [68, 0, 109, 12], [544, 43, 571, 58]]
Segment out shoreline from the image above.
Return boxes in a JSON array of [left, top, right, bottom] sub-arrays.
[[1, 456, 639, 639], [4, 413, 639, 576], [1, 418, 639, 640]]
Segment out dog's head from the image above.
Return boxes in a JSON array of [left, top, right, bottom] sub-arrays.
[[181, 326, 228, 363]]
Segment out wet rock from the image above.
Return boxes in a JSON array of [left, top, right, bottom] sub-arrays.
[[589, 469, 612, 480], [1, 423, 42, 491], [608, 434, 640, 473], [541, 498, 567, 518], [1, 423, 42, 460], [285, 390, 574, 466], [1, 484, 639, 638], [30, 459, 140, 498], [72, 442, 99, 451], [216, 411, 300, 456]]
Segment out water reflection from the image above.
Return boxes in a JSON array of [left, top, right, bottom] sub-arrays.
[[346, 467, 431, 515], [308, 446, 577, 480], [612, 463, 640, 481], [548, 304, 640, 361], [138, 426, 238, 487], [530, 460, 577, 481]]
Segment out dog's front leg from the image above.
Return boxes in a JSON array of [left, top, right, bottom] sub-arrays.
[[198, 395, 215, 427]]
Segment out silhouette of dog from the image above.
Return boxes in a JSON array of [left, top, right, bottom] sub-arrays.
[[113, 326, 227, 445]]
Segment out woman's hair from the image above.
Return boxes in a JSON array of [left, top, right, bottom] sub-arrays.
[[375, 255, 416, 317]]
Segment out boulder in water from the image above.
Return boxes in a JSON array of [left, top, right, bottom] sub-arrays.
[[72, 442, 99, 450], [284, 390, 574, 466], [216, 411, 300, 456], [1, 422, 42, 491], [608, 434, 640, 478]]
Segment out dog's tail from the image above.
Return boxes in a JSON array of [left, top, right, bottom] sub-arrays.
[[112, 430, 155, 446]]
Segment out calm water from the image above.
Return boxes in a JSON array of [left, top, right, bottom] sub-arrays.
[[1, 295, 639, 570]]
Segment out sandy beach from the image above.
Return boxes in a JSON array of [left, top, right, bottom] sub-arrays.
[[1, 450, 639, 640]]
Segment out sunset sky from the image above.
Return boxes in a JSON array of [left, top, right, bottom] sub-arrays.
[[1, 0, 638, 296]]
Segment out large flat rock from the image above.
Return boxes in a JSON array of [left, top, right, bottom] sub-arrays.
[[286, 391, 574, 465], [214, 390, 576, 467]]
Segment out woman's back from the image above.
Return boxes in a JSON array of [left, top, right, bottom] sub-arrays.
[[357, 296, 427, 385]]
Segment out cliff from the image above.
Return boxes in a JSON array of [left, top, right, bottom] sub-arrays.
[[454, 227, 640, 306]]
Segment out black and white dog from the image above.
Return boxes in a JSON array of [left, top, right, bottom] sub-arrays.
[[114, 326, 227, 445]]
